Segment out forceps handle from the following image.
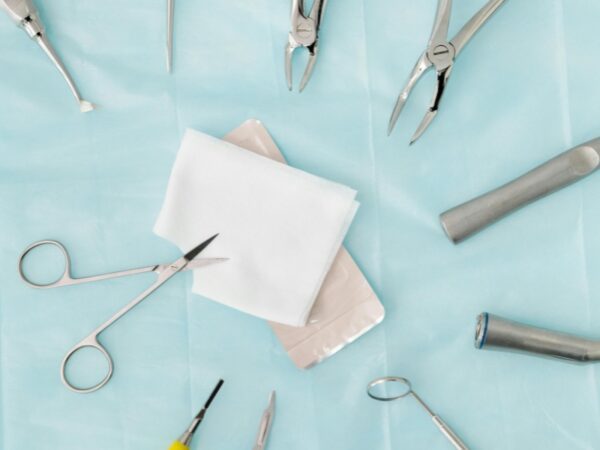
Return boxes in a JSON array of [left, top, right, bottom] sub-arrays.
[[432, 416, 469, 450], [450, 0, 507, 56], [440, 139, 600, 243]]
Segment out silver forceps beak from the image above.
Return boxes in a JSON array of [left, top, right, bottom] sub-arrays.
[[0, 0, 95, 112], [166, 0, 174, 72], [285, 0, 327, 92], [388, 0, 507, 144]]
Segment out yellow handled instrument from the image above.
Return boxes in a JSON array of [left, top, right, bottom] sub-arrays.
[[169, 379, 224, 450]]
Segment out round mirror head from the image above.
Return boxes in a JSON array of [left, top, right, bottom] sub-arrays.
[[367, 376, 412, 402]]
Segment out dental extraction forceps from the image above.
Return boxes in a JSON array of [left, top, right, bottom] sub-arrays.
[[388, 0, 507, 144], [18, 235, 223, 393], [285, 0, 328, 92], [0, 0, 94, 112], [368, 377, 469, 450]]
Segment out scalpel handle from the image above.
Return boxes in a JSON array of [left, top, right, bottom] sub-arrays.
[[440, 138, 600, 243], [432, 416, 469, 450]]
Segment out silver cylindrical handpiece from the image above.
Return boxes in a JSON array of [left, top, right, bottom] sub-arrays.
[[476, 312, 600, 362], [441, 138, 600, 243]]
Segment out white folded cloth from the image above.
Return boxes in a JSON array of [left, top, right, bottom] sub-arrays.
[[154, 129, 358, 326]]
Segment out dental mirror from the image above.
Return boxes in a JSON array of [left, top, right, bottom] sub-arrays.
[[367, 376, 470, 450]]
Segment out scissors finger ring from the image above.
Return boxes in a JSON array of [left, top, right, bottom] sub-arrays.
[[61, 335, 114, 394]]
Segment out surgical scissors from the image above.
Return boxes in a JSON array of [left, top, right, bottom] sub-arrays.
[[387, 0, 508, 144], [18, 236, 224, 393], [285, 0, 328, 92], [0, 0, 95, 112], [367, 376, 470, 450]]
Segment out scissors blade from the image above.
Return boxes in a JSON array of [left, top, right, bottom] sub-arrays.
[[253, 391, 276, 450], [154, 235, 223, 273], [185, 234, 219, 261], [183, 257, 228, 271]]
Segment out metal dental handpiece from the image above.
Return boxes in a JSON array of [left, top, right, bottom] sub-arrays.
[[476, 312, 600, 362], [440, 137, 600, 243], [0, 0, 94, 112]]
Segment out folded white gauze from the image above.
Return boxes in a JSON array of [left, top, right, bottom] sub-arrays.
[[154, 129, 359, 326]]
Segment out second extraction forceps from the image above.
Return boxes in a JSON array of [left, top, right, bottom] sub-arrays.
[[285, 0, 327, 92], [18, 235, 224, 393], [388, 0, 508, 144], [0, 0, 94, 112]]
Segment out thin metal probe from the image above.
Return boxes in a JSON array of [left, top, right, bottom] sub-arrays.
[[1, 0, 95, 112], [177, 379, 225, 447], [35, 34, 94, 112], [167, 0, 174, 72]]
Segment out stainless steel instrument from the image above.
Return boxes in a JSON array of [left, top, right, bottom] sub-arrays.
[[169, 380, 225, 450], [388, 0, 508, 144], [252, 391, 276, 450], [285, 0, 328, 92], [367, 376, 470, 450], [1, 0, 94, 112], [18, 235, 224, 393], [476, 312, 600, 362], [441, 137, 600, 243], [167, 0, 175, 72]]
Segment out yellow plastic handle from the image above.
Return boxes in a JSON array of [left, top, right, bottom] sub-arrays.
[[168, 441, 189, 450]]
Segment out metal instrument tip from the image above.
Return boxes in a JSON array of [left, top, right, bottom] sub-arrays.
[[184, 234, 219, 261], [203, 379, 224, 410], [267, 390, 276, 410], [79, 100, 95, 113]]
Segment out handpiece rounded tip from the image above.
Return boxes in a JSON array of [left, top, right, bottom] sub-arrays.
[[475, 313, 488, 349]]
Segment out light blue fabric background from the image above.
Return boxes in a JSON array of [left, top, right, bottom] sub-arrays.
[[1, 1, 600, 449]]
